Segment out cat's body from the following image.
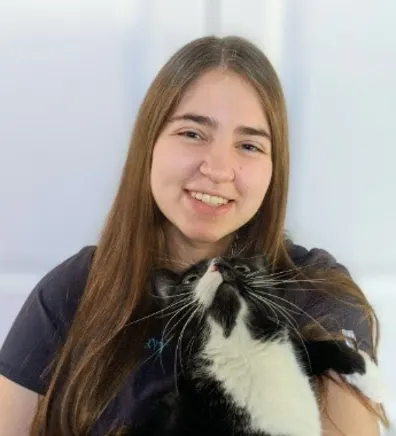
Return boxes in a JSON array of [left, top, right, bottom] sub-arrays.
[[129, 256, 383, 436]]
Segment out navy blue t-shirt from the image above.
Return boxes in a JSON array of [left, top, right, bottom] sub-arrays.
[[0, 244, 374, 434]]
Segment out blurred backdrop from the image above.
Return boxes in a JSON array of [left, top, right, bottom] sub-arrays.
[[0, 0, 395, 425]]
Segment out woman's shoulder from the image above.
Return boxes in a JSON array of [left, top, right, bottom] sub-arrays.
[[286, 240, 350, 275], [0, 245, 96, 394], [285, 240, 374, 355], [38, 245, 96, 300], [31, 245, 97, 331]]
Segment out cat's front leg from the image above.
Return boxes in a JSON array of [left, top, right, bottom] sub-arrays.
[[296, 339, 385, 404]]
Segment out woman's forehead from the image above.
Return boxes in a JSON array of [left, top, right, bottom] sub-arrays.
[[172, 69, 270, 133]]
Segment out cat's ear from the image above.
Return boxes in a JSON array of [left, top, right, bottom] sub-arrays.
[[151, 268, 179, 298], [250, 255, 270, 271]]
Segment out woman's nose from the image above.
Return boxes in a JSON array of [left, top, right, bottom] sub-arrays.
[[199, 145, 235, 183]]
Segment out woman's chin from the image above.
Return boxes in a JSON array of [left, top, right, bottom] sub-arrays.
[[163, 219, 235, 248], [181, 227, 232, 246]]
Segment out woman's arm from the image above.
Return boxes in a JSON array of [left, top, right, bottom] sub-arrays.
[[0, 375, 40, 436], [320, 376, 380, 436]]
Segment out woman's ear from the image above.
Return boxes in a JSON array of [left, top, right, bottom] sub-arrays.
[[151, 268, 179, 299]]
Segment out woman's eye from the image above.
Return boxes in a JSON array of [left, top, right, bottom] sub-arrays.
[[184, 274, 199, 284], [178, 131, 201, 140], [234, 264, 251, 274], [240, 143, 262, 153]]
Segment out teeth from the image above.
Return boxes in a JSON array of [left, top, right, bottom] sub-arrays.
[[191, 191, 229, 206]]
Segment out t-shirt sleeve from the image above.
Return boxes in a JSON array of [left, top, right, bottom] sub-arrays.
[[289, 244, 374, 358], [0, 246, 95, 395]]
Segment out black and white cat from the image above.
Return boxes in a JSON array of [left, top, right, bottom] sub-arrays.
[[129, 256, 384, 436]]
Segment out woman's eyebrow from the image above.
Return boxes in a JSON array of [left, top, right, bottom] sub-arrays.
[[235, 125, 271, 140], [168, 112, 271, 140], [168, 113, 218, 128]]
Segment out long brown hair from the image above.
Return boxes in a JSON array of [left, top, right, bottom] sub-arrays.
[[30, 36, 388, 435]]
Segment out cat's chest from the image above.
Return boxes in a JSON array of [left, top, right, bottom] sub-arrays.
[[198, 319, 321, 436]]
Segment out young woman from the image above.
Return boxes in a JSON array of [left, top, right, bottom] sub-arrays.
[[0, 36, 388, 435]]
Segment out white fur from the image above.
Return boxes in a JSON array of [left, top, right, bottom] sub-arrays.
[[200, 299, 322, 436], [194, 268, 223, 308], [345, 350, 386, 404]]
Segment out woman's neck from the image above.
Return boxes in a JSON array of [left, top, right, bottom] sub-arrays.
[[164, 225, 232, 273]]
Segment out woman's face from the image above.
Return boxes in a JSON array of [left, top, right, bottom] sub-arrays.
[[150, 69, 272, 250]]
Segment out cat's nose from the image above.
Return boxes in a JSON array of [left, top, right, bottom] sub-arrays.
[[214, 259, 234, 280], [213, 258, 229, 270]]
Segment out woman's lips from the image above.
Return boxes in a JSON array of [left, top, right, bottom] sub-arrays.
[[184, 190, 234, 216]]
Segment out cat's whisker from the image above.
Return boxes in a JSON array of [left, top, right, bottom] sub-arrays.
[[186, 303, 209, 361], [247, 291, 280, 324], [247, 290, 301, 335], [155, 300, 196, 372], [244, 265, 329, 281], [244, 265, 302, 279], [248, 291, 298, 330], [247, 283, 335, 294], [177, 306, 201, 376], [264, 301, 310, 368], [250, 293, 302, 318], [162, 305, 196, 345], [174, 306, 201, 393], [247, 264, 327, 281], [157, 304, 193, 326], [259, 291, 333, 338], [267, 258, 337, 275], [160, 304, 197, 391], [151, 291, 191, 299], [161, 300, 196, 341], [187, 318, 203, 362], [277, 278, 326, 284], [248, 277, 327, 286], [125, 299, 185, 326], [247, 291, 312, 372], [242, 257, 339, 282], [154, 295, 192, 314]]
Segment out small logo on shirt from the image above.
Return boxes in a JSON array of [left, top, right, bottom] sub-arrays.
[[342, 329, 356, 348], [145, 337, 167, 352]]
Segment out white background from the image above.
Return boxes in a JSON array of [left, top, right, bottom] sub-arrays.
[[0, 0, 395, 427]]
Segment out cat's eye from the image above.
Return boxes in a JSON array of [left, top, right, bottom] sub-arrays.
[[183, 274, 199, 284], [234, 264, 251, 274]]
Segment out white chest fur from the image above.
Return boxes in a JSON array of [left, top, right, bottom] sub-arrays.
[[201, 303, 322, 436]]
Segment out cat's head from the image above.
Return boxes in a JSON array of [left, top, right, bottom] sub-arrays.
[[151, 256, 289, 365]]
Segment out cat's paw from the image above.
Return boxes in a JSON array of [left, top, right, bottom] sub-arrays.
[[344, 350, 386, 404]]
